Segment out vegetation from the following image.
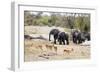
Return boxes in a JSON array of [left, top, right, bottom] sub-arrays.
[[24, 11, 90, 32]]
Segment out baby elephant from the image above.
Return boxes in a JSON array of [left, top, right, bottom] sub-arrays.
[[58, 32, 69, 45]]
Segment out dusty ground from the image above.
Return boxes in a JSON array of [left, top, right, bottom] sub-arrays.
[[24, 26, 90, 62], [24, 39, 90, 62]]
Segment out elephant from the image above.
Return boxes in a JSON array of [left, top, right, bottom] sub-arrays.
[[72, 30, 79, 44], [72, 30, 86, 44], [77, 32, 86, 43], [83, 32, 90, 41], [49, 29, 69, 45], [72, 30, 90, 44], [49, 29, 60, 44], [58, 32, 69, 45]]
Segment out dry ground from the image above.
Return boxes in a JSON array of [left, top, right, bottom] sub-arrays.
[[24, 26, 90, 62], [24, 39, 90, 62]]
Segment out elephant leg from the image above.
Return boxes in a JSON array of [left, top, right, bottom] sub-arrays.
[[54, 39, 56, 44], [78, 40, 80, 44], [73, 37, 75, 43], [57, 35, 61, 45], [74, 38, 77, 44], [62, 40, 65, 45], [78, 39, 80, 44], [59, 40, 62, 45], [74, 38, 76, 43], [78, 39, 82, 44], [58, 38, 62, 45], [66, 39, 69, 45], [80, 39, 82, 43], [54, 35, 57, 44]]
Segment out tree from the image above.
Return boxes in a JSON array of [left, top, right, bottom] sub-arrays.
[[50, 13, 57, 26]]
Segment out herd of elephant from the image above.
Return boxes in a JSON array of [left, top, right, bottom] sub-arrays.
[[49, 29, 90, 45]]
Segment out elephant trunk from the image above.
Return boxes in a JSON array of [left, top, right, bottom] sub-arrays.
[[49, 33, 51, 41]]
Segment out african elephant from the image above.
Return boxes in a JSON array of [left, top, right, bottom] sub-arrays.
[[58, 32, 69, 45], [49, 29, 69, 45], [72, 30, 90, 44], [49, 29, 60, 44]]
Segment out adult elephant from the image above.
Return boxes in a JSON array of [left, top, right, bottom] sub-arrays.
[[83, 32, 90, 41], [77, 32, 86, 43], [49, 29, 69, 45], [58, 32, 69, 45], [49, 29, 60, 44], [72, 30, 86, 44], [72, 30, 79, 44]]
